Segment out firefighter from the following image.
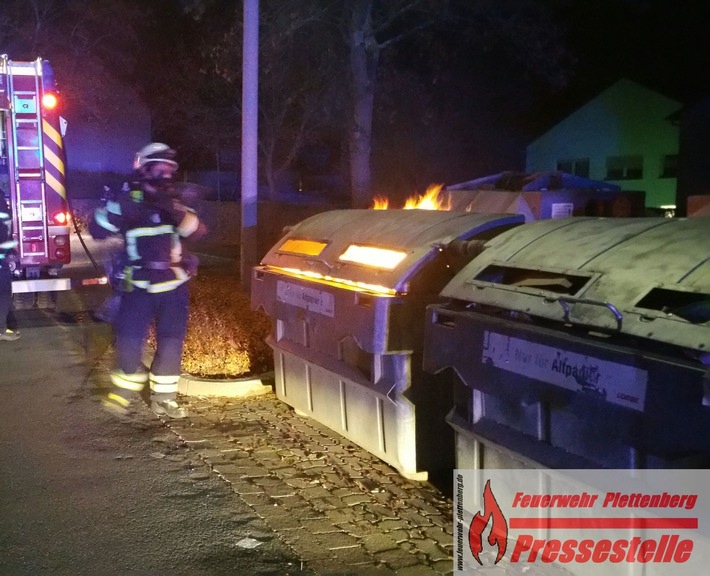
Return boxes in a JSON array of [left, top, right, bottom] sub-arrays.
[[0, 195, 20, 341], [90, 143, 206, 418]]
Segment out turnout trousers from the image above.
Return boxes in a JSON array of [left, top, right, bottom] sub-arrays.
[[109, 282, 189, 406], [0, 265, 12, 331]]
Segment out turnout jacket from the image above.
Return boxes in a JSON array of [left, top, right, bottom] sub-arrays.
[[90, 186, 202, 293], [0, 196, 17, 266]]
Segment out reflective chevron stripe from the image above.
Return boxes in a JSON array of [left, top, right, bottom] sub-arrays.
[[42, 118, 66, 199]]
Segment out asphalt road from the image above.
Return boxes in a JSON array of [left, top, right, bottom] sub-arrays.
[[0, 236, 313, 576], [1, 234, 486, 576]]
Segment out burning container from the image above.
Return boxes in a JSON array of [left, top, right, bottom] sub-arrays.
[[445, 171, 646, 220], [251, 209, 523, 479], [424, 217, 710, 469]]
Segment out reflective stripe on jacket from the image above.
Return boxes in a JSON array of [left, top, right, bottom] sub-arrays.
[[0, 197, 17, 261], [91, 188, 201, 293]]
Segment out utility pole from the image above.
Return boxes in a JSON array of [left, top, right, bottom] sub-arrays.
[[240, 0, 259, 291]]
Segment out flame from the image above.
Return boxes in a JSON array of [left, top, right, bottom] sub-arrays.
[[371, 184, 451, 211], [469, 480, 508, 565], [404, 184, 451, 210], [372, 196, 389, 210]]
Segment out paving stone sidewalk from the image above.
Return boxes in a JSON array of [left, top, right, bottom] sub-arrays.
[[166, 393, 456, 576]]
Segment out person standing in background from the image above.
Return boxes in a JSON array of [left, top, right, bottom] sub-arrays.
[[0, 195, 19, 341]]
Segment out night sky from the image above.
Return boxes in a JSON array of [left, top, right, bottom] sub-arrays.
[[370, 0, 710, 191], [5, 0, 708, 194], [531, 1, 710, 130]]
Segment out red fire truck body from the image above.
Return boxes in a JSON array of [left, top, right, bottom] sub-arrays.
[[0, 55, 71, 293]]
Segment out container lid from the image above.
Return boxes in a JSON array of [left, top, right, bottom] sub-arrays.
[[258, 209, 524, 293], [441, 217, 710, 351]]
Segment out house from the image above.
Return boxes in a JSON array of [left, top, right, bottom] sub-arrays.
[[525, 79, 681, 211]]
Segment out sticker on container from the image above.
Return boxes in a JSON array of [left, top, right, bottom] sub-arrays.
[[551, 202, 574, 218], [482, 331, 647, 411], [277, 280, 335, 317]]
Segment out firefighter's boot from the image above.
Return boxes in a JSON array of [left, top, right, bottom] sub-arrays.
[[0, 328, 20, 341], [102, 391, 141, 417], [151, 398, 188, 419], [149, 372, 187, 418], [104, 370, 148, 417]]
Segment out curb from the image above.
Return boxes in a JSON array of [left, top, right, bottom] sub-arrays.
[[143, 349, 274, 398], [178, 371, 274, 398]]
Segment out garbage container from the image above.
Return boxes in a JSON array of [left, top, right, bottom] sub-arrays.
[[423, 217, 710, 469], [252, 209, 523, 479]]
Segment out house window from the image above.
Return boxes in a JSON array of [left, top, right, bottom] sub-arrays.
[[606, 155, 643, 180], [660, 154, 678, 178], [557, 158, 590, 178]]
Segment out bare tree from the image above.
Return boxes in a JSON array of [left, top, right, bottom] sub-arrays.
[[341, 0, 573, 206], [0, 0, 146, 123], [171, 1, 346, 197], [344, 0, 444, 206], [2, 0, 573, 207], [257, 4, 345, 198], [175, 0, 571, 206]]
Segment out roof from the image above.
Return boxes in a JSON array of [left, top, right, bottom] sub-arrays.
[[446, 171, 621, 192]]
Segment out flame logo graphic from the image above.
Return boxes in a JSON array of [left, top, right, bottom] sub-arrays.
[[469, 480, 508, 565]]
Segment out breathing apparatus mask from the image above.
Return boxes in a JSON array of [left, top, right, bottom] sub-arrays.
[[141, 164, 179, 199], [133, 143, 179, 199]]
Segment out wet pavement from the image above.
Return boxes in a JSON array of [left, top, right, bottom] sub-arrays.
[[85, 334, 457, 575], [72, 239, 456, 573], [49, 247, 458, 574], [163, 391, 456, 576], [3, 234, 582, 575], [2, 305, 316, 575]]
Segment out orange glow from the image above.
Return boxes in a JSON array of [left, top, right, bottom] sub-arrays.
[[371, 184, 450, 211], [42, 93, 58, 109], [81, 276, 109, 286], [339, 244, 407, 270], [52, 210, 71, 225], [279, 238, 328, 256], [269, 266, 399, 296]]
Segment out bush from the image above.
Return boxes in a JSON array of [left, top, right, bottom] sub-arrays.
[[145, 263, 273, 379], [180, 272, 273, 378]]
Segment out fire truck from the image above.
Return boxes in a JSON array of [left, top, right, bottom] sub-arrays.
[[0, 55, 71, 293]]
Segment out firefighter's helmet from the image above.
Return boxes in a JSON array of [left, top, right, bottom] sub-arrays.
[[133, 142, 178, 171]]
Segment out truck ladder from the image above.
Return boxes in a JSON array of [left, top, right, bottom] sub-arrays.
[[5, 57, 49, 269]]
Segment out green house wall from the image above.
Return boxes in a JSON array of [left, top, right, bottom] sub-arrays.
[[526, 79, 681, 209]]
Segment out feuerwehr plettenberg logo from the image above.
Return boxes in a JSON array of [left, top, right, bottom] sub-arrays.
[[454, 470, 708, 576]]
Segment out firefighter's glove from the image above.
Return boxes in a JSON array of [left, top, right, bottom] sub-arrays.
[[106, 252, 130, 292]]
